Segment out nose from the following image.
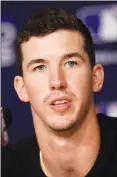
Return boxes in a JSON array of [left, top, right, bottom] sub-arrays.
[[49, 68, 67, 90]]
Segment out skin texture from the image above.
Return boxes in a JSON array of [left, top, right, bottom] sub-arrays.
[[14, 30, 104, 177]]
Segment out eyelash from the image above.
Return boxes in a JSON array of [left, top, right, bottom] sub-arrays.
[[33, 61, 78, 71], [64, 61, 77, 67], [33, 65, 46, 71]]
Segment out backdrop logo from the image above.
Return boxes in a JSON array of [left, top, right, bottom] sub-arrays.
[[76, 4, 117, 44], [96, 101, 117, 117], [1, 22, 17, 67]]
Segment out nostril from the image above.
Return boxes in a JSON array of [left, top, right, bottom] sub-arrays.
[[50, 81, 67, 90]]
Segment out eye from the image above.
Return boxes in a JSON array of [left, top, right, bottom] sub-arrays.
[[34, 65, 46, 71], [65, 61, 77, 67]]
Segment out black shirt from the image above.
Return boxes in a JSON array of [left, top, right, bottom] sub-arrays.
[[2, 114, 117, 177]]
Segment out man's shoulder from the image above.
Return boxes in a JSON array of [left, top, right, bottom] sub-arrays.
[[97, 113, 117, 153], [2, 135, 41, 177], [94, 114, 117, 177], [98, 113, 117, 132], [14, 133, 38, 152]]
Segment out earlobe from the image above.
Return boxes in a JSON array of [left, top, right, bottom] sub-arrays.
[[14, 76, 29, 102], [93, 64, 104, 92]]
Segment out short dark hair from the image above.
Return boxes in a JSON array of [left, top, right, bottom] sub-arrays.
[[16, 7, 95, 76]]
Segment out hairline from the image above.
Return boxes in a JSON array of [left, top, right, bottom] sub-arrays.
[[17, 28, 94, 76], [19, 29, 90, 63]]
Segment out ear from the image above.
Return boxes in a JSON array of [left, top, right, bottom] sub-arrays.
[[14, 76, 29, 102], [93, 64, 104, 92]]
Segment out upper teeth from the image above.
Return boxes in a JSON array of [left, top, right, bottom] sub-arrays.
[[53, 100, 68, 105]]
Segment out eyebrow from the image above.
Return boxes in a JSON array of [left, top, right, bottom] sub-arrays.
[[27, 52, 84, 69], [62, 52, 84, 61], [27, 59, 47, 69]]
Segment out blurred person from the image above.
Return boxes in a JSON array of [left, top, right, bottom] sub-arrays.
[[2, 7, 117, 177]]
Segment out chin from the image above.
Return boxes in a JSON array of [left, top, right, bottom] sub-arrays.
[[45, 110, 83, 132], [48, 119, 78, 132]]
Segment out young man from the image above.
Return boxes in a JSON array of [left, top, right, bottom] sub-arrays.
[[2, 7, 117, 177]]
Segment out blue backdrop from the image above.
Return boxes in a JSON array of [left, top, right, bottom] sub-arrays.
[[1, 1, 117, 143]]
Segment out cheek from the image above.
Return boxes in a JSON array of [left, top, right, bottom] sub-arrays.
[[66, 69, 93, 96], [24, 74, 49, 103]]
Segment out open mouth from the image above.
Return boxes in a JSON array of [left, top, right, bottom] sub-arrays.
[[49, 97, 72, 112], [52, 100, 69, 105]]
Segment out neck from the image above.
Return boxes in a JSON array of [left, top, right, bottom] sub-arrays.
[[33, 109, 100, 177], [40, 151, 50, 177]]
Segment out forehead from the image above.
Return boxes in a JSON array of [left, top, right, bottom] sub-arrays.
[[21, 30, 85, 62]]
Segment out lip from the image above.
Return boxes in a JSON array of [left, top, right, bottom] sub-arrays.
[[49, 96, 72, 105], [49, 96, 72, 112]]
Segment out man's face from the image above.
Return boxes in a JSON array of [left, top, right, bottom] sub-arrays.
[[15, 30, 103, 132]]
